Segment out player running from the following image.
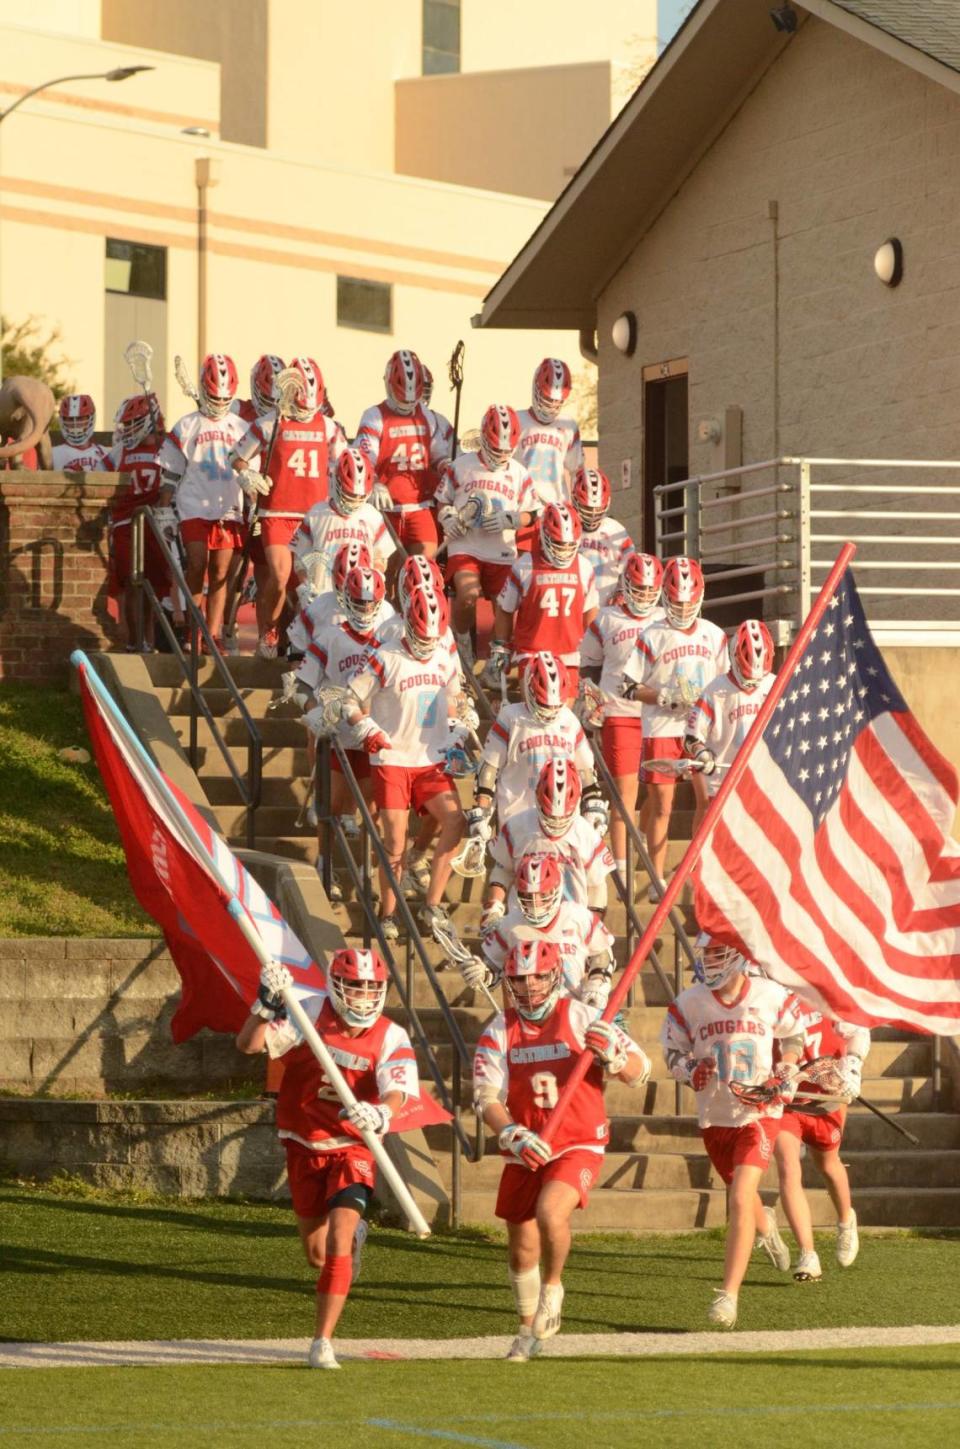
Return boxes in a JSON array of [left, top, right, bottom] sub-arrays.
[[286, 540, 374, 659], [661, 934, 805, 1328], [53, 394, 112, 473], [621, 556, 727, 899], [237, 947, 417, 1370], [474, 940, 649, 1360], [570, 467, 634, 606]]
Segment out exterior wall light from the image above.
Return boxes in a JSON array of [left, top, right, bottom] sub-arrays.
[[612, 311, 637, 356], [874, 238, 903, 287]]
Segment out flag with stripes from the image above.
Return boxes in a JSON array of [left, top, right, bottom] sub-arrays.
[[693, 572, 960, 1035]]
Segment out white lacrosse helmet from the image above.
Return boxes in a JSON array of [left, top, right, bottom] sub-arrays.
[[332, 447, 372, 516], [621, 552, 663, 619], [571, 467, 611, 533], [693, 931, 748, 990], [288, 356, 325, 421], [328, 947, 388, 1027], [384, 349, 424, 414], [539, 501, 582, 568], [521, 652, 570, 724], [731, 618, 774, 691], [397, 554, 445, 613], [531, 357, 572, 423], [535, 757, 581, 839], [58, 393, 96, 448], [332, 541, 373, 608], [199, 353, 239, 420], [342, 565, 385, 633], [403, 584, 447, 661], [515, 851, 563, 928], [504, 940, 563, 1021], [479, 404, 521, 469], [250, 354, 285, 416]]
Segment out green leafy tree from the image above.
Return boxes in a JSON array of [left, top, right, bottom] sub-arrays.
[[1, 315, 75, 399]]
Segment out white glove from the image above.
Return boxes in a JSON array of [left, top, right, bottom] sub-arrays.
[[584, 1017, 629, 1072], [692, 747, 716, 776], [581, 790, 609, 836], [369, 482, 393, 512], [580, 973, 612, 1012], [151, 504, 178, 543], [340, 1100, 392, 1136], [304, 704, 336, 738], [455, 699, 480, 733], [479, 502, 506, 533], [657, 687, 688, 713], [438, 504, 467, 540], [239, 468, 271, 499], [295, 581, 318, 609], [464, 804, 494, 842], [252, 960, 293, 1020], [500, 510, 521, 532], [480, 640, 510, 688], [499, 1123, 551, 1169], [480, 899, 506, 936], [459, 954, 493, 990]]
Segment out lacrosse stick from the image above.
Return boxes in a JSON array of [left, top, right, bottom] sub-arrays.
[[430, 912, 500, 1013], [451, 834, 487, 879], [575, 678, 606, 730], [447, 339, 465, 458], [648, 756, 707, 778], [790, 1056, 921, 1144], [174, 354, 200, 404], [124, 340, 162, 436]]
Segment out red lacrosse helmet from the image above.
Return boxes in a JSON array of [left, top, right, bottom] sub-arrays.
[[522, 652, 570, 723], [693, 932, 748, 990], [198, 353, 238, 419], [535, 756, 582, 839], [328, 946, 388, 1027], [250, 354, 284, 416], [342, 565, 385, 633], [539, 501, 582, 567], [116, 393, 154, 449], [404, 584, 448, 660], [503, 939, 563, 1021], [332, 541, 373, 605], [622, 552, 663, 619], [421, 362, 434, 406], [479, 404, 521, 468], [571, 467, 611, 532], [384, 349, 424, 414], [731, 618, 774, 691], [58, 393, 96, 448], [515, 851, 563, 928], [662, 556, 705, 629], [397, 554, 445, 612], [289, 356, 325, 419], [332, 447, 372, 516], [532, 357, 572, 423]]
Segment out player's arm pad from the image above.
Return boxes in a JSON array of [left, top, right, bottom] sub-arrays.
[[476, 760, 498, 798], [778, 1032, 805, 1061]]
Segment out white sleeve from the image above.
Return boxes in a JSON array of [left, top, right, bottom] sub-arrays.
[[157, 432, 186, 482], [496, 565, 523, 615], [231, 418, 269, 466], [375, 1021, 419, 1104], [264, 992, 325, 1058], [353, 405, 383, 463], [581, 559, 599, 613], [473, 1014, 509, 1108], [580, 619, 603, 669], [835, 1020, 871, 1061]]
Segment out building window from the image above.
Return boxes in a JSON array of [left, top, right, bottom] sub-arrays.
[[423, 0, 460, 74], [105, 238, 167, 300], [337, 276, 392, 333]]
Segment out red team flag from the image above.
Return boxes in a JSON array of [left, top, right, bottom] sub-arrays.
[[693, 572, 960, 1035]]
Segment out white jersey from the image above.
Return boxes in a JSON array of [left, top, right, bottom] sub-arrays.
[[580, 601, 665, 721], [349, 638, 460, 768], [426, 406, 453, 458], [435, 451, 536, 565], [286, 590, 345, 657], [489, 808, 614, 910], [513, 409, 583, 508], [295, 605, 395, 695], [483, 702, 593, 826], [622, 616, 729, 739], [661, 976, 806, 1129], [685, 670, 775, 796], [53, 442, 112, 473], [291, 500, 395, 592], [483, 901, 614, 998], [377, 614, 462, 679], [579, 518, 634, 606], [159, 410, 251, 523]]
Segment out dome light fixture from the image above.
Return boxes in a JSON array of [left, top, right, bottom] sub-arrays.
[[874, 238, 903, 288], [611, 311, 637, 357]]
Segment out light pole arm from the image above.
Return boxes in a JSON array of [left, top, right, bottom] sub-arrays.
[[0, 66, 155, 124]]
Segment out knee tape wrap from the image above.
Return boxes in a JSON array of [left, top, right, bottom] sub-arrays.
[[510, 1265, 541, 1318], [317, 1254, 353, 1297]]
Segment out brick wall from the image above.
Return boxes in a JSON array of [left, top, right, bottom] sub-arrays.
[[0, 473, 124, 683]]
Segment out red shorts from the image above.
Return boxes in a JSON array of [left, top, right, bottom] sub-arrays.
[[640, 734, 684, 784], [249, 514, 302, 563], [284, 1140, 376, 1218], [702, 1118, 780, 1185], [445, 554, 513, 602], [386, 507, 439, 550], [109, 521, 170, 595], [331, 746, 371, 781], [372, 761, 456, 814], [496, 1149, 601, 1224], [601, 716, 644, 778], [779, 1105, 846, 1152], [179, 517, 245, 551]]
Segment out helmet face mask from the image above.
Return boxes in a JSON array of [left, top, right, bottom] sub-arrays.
[[116, 394, 153, 449], [342, 565, 385, 633], [531, 357, 572, 424], [539, 502, 581, 567], [504, 940, 563, 1021], [403, 584, 447, 660], [693, 932, 747, 990], [662, 555, 705, 629], [571, 467, 611, 533], [515, 851, 563, 928], [521, 652, 569, 724], [479, 404, 520, 469], [622, 551, 663, 618], [384, 350, 424, 415], [333, 447, 371, 516], [251, 354, 284, 416], [199, 353, 239, 419], [332, 541, 373, 607], [288, 356, 324, 421], [59, 394, 96, 448], [535, 757, 581, 838], [732, 618, 774, 691], [328, 947, 388, 1027]]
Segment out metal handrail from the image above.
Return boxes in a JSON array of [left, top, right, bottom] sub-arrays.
[[130, 507, 262, 847]]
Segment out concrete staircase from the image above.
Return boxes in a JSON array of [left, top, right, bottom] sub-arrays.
[[136, 650, 959, 1230]]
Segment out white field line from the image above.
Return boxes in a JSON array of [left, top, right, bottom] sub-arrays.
[[2, 1324, 960, 1368]]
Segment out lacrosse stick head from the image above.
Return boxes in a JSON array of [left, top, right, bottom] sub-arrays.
[[174, 354, 200, 403], [444, 743, 479, 780], [460, 492, 488, 530], [727, 1076, 787, 1108], [277, 362, 319, 421], [575, 679, 605, 730], [313, 683, 350, 734], [448, 340, 465, 390], [124, 339, 154, 388], [794, 1054, 857, 1100], [451, 834, 487, 877]]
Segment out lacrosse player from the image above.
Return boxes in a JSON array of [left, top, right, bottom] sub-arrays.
[[513, 357, 583, 518], [230, 356, 348, 657], [488, 502, 597, 694], [291, 447, 395, 595], [661, 934, 806, 1328], [54, 394, 113, 473], [237, 947, 417, 1370], [159, 353, 251, 649], [107, 393, 171, 650], [354, 349, 449, 558], [436, 404, 538, 665], [234, 353, 285, 424], [621, 556, 728, 899], [474, 940, 649, 1360], [683, 619, 776, 820], [773, 1006, 870, 1278], [570, 467, 634, 607], [287, 541, 375, 659], [580, 552, 664, 879]]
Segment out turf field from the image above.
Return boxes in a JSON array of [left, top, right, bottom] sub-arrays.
[[2, 1181, 959, 1446]]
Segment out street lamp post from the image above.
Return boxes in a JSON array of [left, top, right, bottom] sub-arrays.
[[0, 64, 154, 386]]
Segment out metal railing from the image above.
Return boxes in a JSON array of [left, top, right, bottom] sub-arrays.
[[129, 507, 262, 846], [654, 456, 960, 643]]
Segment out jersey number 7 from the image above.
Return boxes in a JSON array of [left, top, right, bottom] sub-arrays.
[[540, 585, 576, 618]]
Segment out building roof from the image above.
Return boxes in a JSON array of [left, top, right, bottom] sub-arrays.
[[477, 0, 960, 331]]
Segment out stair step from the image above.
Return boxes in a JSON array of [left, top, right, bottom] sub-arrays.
[[146, 656, 290, 688]]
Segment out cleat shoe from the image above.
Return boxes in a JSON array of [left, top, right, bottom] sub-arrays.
[[378, 914, 400, 943], [221, 626, 240, 656], [256, 629, 280, 660], [707, 1289, 737, 1328], [757, 1206, 791, 1272], [401, 853, 432, 896], [308, 1336, 340, 1370], [338, 813, 361, 839], [505, 1328, 541, 1363], [351, 1219, 369, 1284], [836, 1211, 859, 1268], [793, 1250, 822, 1283], [305, 804, 318, 830], [531, 1283, 564, 1341]]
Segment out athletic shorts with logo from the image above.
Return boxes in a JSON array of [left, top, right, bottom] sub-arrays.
[[444, 554, 513, 600], [701, 1118, 780, 1184], [495, 1149, 601, 1223], [372, 761, 455, 814], [640, 734, 686, 784], [179, 518, 245, 551], [601, 716, 644, 777], [779, 1105, 845, 1152], [283, 1140, 376, 1218]]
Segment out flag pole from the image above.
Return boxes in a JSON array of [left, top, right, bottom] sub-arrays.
[[541, 541, 858, 1143], [72, 651, 431, 1239]]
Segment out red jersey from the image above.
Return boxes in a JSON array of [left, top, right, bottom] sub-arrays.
[[498, 546, 598, 661], [354, 402, 441, 506], [108, 441, 165, 524], [234, 398, 258, 424], [777, 1009, 869, 1109], [234, 412, 346, 518]]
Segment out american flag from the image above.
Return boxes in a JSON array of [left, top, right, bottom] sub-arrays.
[[693, 571, 960, 1034]]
